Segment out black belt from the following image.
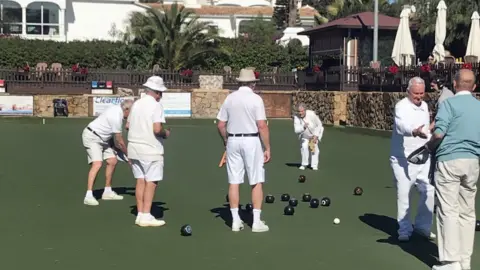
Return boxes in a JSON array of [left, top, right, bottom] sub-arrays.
[[87, 127, 103, 140], [227, 133, 259, 137]]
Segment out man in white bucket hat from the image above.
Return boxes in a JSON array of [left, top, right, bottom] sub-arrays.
[[126, 76, 170, 227], [217, 68, 271, 233]]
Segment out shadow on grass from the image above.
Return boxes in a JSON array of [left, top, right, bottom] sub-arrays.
[[130, 202, 169, 219], [285, 162, 301, 168], [359, 213, 438, 267], [210, 203, 253, 229], [92, 187, 136, 198]]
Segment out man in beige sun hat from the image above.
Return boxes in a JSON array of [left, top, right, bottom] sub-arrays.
[[217, 68, 271, 233]]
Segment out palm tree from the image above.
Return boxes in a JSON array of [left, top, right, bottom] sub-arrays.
[[124, 3, 226, 70]]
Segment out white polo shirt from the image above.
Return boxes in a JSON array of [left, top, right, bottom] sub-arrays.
[[127, 95, 166, 161], [390, 97, 431, 158], [87, 105, 123, 141], [216, 86, 266, 134]]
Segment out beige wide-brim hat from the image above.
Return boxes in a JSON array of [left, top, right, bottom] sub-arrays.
[[236, 68, 259, 82], [143, 76, 168, 92]]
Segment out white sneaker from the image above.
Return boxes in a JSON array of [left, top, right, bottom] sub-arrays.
[[252, 221, 269, 232], [398, 235, 410, 242], [137, 214, 166, 227], [312, 167, 318, 171], [415, 229, 436, 240], [232, 220, 245, 232], [432, 262, 461, 270], [102, 191, 123, 200], [299, 166, 306, 170], [84, 197, 99, 206]]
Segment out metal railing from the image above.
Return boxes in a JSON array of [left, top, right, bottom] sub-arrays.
[[0, 68, 298, 94], [298, 63, 480, 92]]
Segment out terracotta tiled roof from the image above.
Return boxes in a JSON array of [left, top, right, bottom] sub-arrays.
[[146, 3, 317, 17], [299, 11, 406, 35]]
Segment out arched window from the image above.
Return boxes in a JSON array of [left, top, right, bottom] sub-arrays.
[[0, 1, 22, 34], [26, 2, 59, 35]]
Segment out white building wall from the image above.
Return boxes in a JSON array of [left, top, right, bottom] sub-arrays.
[[66, 0, 148, 41]]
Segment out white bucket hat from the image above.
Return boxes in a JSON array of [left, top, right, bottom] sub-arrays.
[[236, 69, 259, 82], [143, 76, 167, 92]]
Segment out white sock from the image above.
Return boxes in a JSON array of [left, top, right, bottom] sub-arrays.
[[253, 209, 261, 224], [230, 208, 241, 222], [137, 212, 144, 218], [104, 187, 112, 193], [85, 190, 93, 198]]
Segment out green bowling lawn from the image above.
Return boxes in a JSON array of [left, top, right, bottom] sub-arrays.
[[1, 117, 479, 270]]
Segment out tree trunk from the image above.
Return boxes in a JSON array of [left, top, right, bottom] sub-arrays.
[[288, 0, 297, 27]]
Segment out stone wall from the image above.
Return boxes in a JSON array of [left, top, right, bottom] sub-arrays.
[[190, 90, 293, 118], [34, 95, 89, 117], [191, 90, 229, 118], [17, 87, 480, 132]]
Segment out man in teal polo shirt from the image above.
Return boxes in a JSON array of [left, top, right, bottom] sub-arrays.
[[426, 69, 480, 270]]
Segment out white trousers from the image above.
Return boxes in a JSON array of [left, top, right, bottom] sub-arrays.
[[390, 156, 435, 237], [435, 159, 479, 269], [300, 138, 319, 168], [226, 137, 265, 185]]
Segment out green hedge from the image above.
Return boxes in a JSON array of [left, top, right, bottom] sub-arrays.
[[0, 37, 308, 72]]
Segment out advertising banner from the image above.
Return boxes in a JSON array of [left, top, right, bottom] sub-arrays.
[[0, 96, 33, 115], [92, 96, 135, 116], [140, 92, 191, 117]]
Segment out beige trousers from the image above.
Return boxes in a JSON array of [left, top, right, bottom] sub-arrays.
[[435, 158, 479, 269]]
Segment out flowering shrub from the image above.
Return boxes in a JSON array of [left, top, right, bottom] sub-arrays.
[[313, 65, 321, 73], [72, 64, 88, 74], [420, 64, 431, 73], [180, 69, 193, 76], [388, 65, 398, 74], [254, 71, 260, 79], [462, 63, 473, 70]]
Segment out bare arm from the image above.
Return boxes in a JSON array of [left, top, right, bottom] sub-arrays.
[[125, 121, 130, 131], [114, 133, 128, 154], [217, 121, 227, 146], [258, 120, 270, 151]]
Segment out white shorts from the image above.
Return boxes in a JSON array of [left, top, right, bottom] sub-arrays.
[[226, 137, 265, 185], [130, 158, 164, 182], [82, 128, 115, 164]]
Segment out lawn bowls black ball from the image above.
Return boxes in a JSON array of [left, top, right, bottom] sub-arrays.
[[284, 205, 295, 215], [245, 203, 253, 211], [321, 197, 331, 206], [289, 198, 298, 207], [180, 225, 192, 236], [310, 198, 320, 208], [281, 193, 290, 201], [265, 194, 275, 203], [302, 193, 312, 202], [354, 187, 363, 196], [476, 220, 480, 231], [298, 175, 306, 183]]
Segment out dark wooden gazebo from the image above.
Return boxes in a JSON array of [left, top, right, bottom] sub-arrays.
[[298, 12, 403, 68]]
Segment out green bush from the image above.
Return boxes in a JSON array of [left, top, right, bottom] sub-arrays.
[[0, 37, 308, 72]]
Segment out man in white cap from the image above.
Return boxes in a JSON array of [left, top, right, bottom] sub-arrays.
[[127, 76, 170, 227], [82, 99, 133, 206], [293, 102, 324, 170], [217, 68, 271, 233]]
